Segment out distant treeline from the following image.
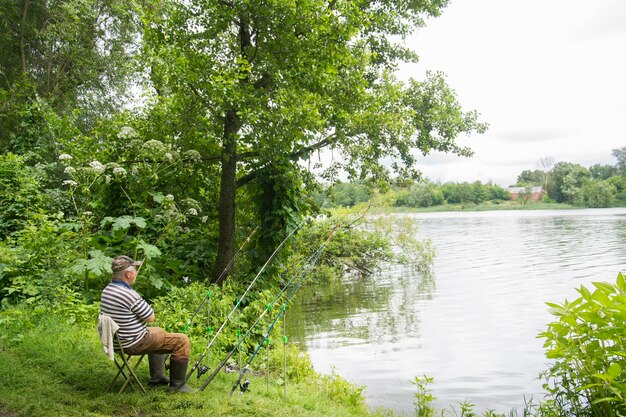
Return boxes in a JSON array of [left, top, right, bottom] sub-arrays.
[[318, 148, 626, 209]]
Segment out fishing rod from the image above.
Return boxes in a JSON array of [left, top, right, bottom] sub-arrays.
[[185, 222, 302, 382], [180, 226, 259, 335], [197, 227, 337, 390], [227, 224, 345, 396]]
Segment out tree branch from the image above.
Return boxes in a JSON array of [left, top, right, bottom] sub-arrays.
[[237, 133, 338, 162], [236, 171, 257, 188]]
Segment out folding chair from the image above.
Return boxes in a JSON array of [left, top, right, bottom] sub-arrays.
[[108, 334, 147, 395], [98, 314, 147, 395]]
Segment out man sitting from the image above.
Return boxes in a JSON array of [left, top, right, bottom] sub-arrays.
[[100, 255, 194, 393]]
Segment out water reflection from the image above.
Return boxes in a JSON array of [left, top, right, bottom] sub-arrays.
[[289, 267, 436, 347], [288, 209, 626, 415]]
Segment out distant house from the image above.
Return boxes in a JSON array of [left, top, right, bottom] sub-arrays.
[[507, 186, 545, 202]]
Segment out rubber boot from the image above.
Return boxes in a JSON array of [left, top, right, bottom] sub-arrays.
[[168, 359, 195, 393], [148, 354, 170, 386]]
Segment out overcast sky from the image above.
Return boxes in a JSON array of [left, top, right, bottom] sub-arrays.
[[401, 0, 626, 187]]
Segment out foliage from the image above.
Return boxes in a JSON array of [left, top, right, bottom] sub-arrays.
[[438, 182, 508, 205], [137, 0, 486, 279], [580, 180, 616, 208], [516, 169, 545, 186], [612, 146, 626, 175], [1, 212, 80, 305], [321, 182, 372, 208], [538, 273, 626, 417], [546, 162, 591, 205], [0, 153, 43, 238], [316, 367, 366, 410], [589, 164, 618, 180], [412, 375, 437, 417], [0, 0, 140, 121]]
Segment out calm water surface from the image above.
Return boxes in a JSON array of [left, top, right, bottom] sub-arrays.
[[287, 208, 626, 415]]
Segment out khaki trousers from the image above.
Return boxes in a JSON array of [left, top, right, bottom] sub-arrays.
[[124, 327, 190, 361]]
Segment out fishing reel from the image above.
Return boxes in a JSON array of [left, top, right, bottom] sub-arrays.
[[239, 378, 251, 394], [197, 364, 210, 378]]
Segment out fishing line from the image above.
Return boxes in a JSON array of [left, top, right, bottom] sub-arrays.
[[282, 305, 287, 400], [198, 227, 335, 391], [201, 203, 371, 391], [182, 226, 259, 334], [186, 222, 302, 382], [228, 224, 344, 396]]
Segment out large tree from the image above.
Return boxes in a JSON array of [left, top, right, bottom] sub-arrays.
[[139, 0, 487, 282], [0, 0, 139, 157]]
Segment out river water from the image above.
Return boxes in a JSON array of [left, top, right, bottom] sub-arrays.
[[287, 208, 626, 415]]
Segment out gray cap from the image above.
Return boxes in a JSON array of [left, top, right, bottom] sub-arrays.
[[111, 255, 143, 273]]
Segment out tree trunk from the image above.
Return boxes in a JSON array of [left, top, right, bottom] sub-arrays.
[[212, 109, 239, 284], [20, 0, 30, 74], [211, 16, 251, 284]]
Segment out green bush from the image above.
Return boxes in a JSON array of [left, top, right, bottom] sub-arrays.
[[539, 273, 626, 416], [0, 153, 43, 238]]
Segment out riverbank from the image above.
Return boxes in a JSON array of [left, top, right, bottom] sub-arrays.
[[388, 200, 577, 213], [0, 308, 389, 417]]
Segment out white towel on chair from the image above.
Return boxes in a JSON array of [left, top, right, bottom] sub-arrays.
[[97, 314, 120, 361]]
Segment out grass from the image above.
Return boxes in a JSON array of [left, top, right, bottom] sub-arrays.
[[0, 310, 392, 417]]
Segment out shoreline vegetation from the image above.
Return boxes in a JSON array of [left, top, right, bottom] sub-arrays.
[[387, 200, 577, 213]]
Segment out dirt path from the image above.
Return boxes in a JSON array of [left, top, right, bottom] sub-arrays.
[[0, 406, 15, 417]]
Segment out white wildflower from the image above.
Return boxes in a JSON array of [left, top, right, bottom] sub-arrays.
[[182, 276, 190, 284], [201, 216, 208, 223], [112, 167, 127, 177], [58, 154, 73, 161], [186, 208, 198, 216], [105, 175, 111, 184], [63, 166, 76, 175], [164, 152, 173, 161], [83, 211, 93, 217], [183, 150, 202, 161], [89, 160, 105, 173], [165, 194, 174, 201], [62, 180, 78, 187], [141, 140, 167, 155], [118, 126, 138, 139]]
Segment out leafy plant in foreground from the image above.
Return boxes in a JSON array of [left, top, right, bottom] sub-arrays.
[[538, 272, 626, 416]]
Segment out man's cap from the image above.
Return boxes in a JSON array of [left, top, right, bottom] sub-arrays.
[[111, 255, 143, 273]]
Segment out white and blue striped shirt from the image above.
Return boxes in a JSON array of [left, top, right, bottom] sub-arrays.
[[100, 281, 153, 348]]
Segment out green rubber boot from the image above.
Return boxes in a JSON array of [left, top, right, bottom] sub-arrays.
[[148, 354, 170, 386], [168, 359, 195, 393]]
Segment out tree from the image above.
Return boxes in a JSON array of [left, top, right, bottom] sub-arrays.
[[0, 0, 140, 158], [538, 156, 555, 189], [517, 184, 534, 205], [140, 0, 487, 283], [581, 180, 615, 208], [516, 169, 543, 186], [547, 162, 591, 204], [589, 164, 617, 180], [612, 146, 626, 175]]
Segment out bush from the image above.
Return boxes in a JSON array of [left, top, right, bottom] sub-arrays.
[[539, 273, 626, 416], [0, 153, 43, 238]]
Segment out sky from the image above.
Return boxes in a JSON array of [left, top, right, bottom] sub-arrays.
[[400, 0, 626, 187]]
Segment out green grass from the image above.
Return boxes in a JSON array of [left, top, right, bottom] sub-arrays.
[[0, 311, 393, 417]]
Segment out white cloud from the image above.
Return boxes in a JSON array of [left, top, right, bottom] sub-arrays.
[[400, 0, 626, 187]]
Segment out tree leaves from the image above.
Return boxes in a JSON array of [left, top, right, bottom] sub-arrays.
[[100, 215, 146, 232], [539, 274, 626, 415]]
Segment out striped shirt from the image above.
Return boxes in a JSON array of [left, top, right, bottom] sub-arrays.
[[100, 281, 154, 348]]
